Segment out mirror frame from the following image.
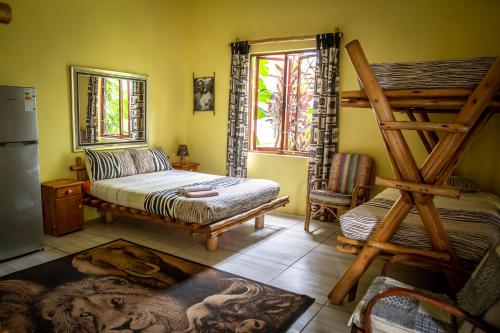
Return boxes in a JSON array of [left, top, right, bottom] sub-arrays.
[[70, 66, 149, 152]]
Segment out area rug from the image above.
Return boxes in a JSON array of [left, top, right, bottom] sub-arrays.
[[0, 239, 314, 332]]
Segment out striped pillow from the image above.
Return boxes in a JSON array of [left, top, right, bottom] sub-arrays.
[[128, 147, 173, 174], [84, 149, 137, 182], [446, 175, 479, 193]]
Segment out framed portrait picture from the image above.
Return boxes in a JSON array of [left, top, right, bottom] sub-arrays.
[[193, 73, 215, 113]]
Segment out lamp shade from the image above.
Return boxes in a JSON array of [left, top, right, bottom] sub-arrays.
[[176, 144, 189, 157]]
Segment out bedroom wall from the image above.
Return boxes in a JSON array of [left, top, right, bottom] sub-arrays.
[[0, 0, 189, 219], [184, 0, 500, 215]]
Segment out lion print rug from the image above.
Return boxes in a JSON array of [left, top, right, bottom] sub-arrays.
[[0, 239, 314, 332]]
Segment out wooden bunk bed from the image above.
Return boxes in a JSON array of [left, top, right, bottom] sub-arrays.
[[70, 157, 289, 251], [329, 40, 500, 304]]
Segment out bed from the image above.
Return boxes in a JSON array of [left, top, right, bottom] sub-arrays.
[[339, 188, 500, 263], [71, 157, 289, 251]]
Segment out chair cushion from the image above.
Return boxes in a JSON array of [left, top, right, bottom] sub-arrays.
[[350, 276, 456, 333], [328, 153, 373, 195], [309, 189, 353, 207]]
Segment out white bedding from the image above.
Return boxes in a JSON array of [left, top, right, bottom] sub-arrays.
[[89, 170, 280, 225]]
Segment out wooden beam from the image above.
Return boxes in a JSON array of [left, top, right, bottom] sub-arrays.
[[367, 240, 450, 261], [341, 98, 500, 109], [375, 177, 460, 198], [379, 121, 469, 133], [341, 88, 500, 99]]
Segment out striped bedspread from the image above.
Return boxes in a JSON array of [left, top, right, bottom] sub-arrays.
[[340, 188, 500, 262], [89, 170, 280, 225]]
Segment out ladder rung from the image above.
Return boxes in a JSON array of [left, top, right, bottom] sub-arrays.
[[367, 240, 451, 261], [379, 121, 469, 132], [375, 176, 460, 198]]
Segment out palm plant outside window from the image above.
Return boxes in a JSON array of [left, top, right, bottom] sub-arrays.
[[249, 50, 317, 155]]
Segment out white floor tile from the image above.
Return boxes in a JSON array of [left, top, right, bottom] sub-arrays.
[[286, 302, 322, 333], [216, 254, 288, 283], [243, 241, 311, 265], [0, 263, 16, 277], [302, 306, 352, 333], [176, 243, 240, 266], [3, 249, 67, 271]]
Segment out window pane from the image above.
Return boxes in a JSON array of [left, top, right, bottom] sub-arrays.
[[255, 56, 285, 149], [103, 78, 120, 136], [121, 80, 129, 136], [287, 53, 316, 152]]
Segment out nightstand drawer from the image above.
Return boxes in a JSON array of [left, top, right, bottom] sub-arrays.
[[55, 184, 82, 198]]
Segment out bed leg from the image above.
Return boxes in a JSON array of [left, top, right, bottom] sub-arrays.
[[255, 215, 265, 229], [103, 210, 113, 224], [206, 235, 219, 251]]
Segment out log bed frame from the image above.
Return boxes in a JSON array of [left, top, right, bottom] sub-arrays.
[[70, 157, 289, 251], [329, 40, 500, 304]]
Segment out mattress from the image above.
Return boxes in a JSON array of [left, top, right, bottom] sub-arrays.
[[89, 170, 280, 225], [340, 188, 500, 262]]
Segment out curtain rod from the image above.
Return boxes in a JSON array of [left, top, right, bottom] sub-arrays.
[[229, 29, 343, 46]]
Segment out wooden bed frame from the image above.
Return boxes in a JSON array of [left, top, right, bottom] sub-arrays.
[[70, 157, 289, 251], [328, 40, 500, 304]]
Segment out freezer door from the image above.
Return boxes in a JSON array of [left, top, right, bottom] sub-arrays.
[[0, 86, 38, 143], [0, 143, 44, 261]]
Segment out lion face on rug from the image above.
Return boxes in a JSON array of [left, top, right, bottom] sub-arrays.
[[183, 278, 303, 333], [0, 280, 46, 333], [72, 243, 190, 288], [38, 276, 188, 333]]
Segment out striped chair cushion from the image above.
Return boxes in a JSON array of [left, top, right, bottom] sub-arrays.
[[84, 149, 137, 182], [328, 153, 373, 195], [309, 189, 354, 207], [128, 147, 173, 174], [350, 276, 456, 333]]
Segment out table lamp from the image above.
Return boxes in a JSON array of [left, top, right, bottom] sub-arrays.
[[176, 144, 189, 165]]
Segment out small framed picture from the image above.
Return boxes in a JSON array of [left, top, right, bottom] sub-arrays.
[[193, 73, 215, 113]]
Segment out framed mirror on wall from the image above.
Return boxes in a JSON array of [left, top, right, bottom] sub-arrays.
[[70, 66, 149, 152]]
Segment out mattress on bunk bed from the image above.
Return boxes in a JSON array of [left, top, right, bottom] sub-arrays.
[[340, 188, 500, 262], [88, 169, 280, 225], [361, 57, 497, 90]]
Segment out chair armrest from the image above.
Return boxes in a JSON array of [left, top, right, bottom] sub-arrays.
[[381, 254, 469, 278], [350, 185, 374, 208], [363, 288, 496, 333]]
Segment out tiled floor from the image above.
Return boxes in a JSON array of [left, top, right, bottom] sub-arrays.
[[0, 213, 438, 332]]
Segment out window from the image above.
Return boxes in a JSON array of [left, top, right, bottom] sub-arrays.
[[249, 50, 316, 155], [100, 78, 131, 138]]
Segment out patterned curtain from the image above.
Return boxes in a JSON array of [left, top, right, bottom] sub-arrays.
[[226, 41, 250, 178], [86, 76, 99, 143], [308, 33, 341, 181], [130, 80, 146, 141]]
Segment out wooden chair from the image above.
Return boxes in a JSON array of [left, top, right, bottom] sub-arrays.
[[305, 153, 374, 231], [350, 245, 500, 333]]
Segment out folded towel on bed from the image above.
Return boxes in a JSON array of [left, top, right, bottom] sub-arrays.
[[177, 185, 213, 195], [183, 190, 219, 198]]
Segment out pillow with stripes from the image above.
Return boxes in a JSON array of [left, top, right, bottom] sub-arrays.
[[446, 175, 479, 193], [84, 149, 138, 182], [128, 147, 173, 174]]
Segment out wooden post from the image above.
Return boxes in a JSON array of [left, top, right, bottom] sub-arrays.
[[255, 215, 265, 229], [206, 235, 219, 251], [103, 210, 113, 224]]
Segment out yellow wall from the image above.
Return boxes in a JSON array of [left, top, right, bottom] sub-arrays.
[[0, 0, 189, 180], [1, 0, 499, 219], [185, 0, 500, 215]]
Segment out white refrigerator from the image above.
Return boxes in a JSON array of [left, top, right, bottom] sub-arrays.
[[0, 85, 44, 261]]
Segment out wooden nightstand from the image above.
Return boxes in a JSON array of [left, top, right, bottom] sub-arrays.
[[171, 162, 199, 172], [41, 179, 84, 236]]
